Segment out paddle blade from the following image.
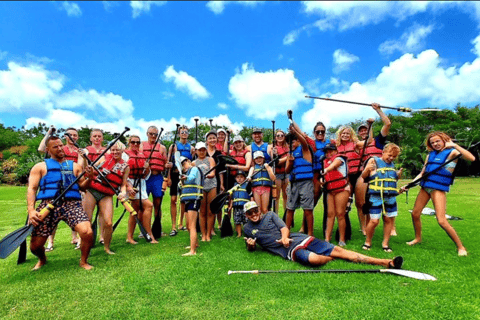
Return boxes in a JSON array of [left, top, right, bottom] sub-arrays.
[[217, 155, 239, 165], [135, 215, 152, 242], [210, 192, 229, 214], [220, 214, 233, 238], [174, 151, 183, 174], [151, 211, 162, 239], [17, 240, 27, 264], [382, 269, 437, 281], [0, 225, 34, 259]]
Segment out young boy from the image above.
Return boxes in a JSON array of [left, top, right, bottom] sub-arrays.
[[179, 156, 204, 256], [228, 170, 252, 237], [361, 143, 402, 252]]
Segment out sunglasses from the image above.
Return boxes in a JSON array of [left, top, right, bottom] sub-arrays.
[[130, 141, 140, 145], [315, 130, 326, 135], [180, 131, 188, 134], [147, 132, 158, 136], [276, 134, 284, 137], [245, 209, 258, 216]]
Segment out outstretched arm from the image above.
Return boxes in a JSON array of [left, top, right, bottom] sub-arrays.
[[372, 103, 391, 137]]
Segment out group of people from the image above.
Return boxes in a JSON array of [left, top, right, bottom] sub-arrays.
[[25, 103, 475, 270]]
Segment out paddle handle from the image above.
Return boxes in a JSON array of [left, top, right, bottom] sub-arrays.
[[228, 270, 259, 275], [120, 198, 137, 215], [37, 203, 55, 220]]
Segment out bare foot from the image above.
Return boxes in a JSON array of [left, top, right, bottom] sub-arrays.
[[71, 238, 78, 245], [32, 260, 47, 271], [79, 262, 93, 270], [182, 251, 196, 256], [126, 238, 138, 245], [406, 239, 421, 246], [237, 235, 242, 238], [150, 239, 159, 244], [104, 248, 115, 255], [185, 244, 199, 249], [391, 230, 398, 236], [458, 248, 468, 256], [298, 228, 304, 233]]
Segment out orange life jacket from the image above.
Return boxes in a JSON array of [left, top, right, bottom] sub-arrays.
[[63, 145, 79, 163], [229, 149, 248, 176], [90, 154, 127, 196], [125, 149, 146, 179], [274, 144, 289, 174], [337, 141, 361, 174], [323, 155, 349, 192], [86, 145, 106, 162], [142, 141, 166, 172]]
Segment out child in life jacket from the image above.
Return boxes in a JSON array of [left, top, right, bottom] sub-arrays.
[[361, 143, 403, 252], [248, 151, 276, 214], [179, 156, 204, 256], [228, 170, 253, 237], [321, 143, 350, 246]]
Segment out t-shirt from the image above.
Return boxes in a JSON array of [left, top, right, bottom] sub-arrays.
[[374, 132, 387, 150], [243, 211, 309, 260]]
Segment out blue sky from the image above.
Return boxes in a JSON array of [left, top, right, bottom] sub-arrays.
[[1, 1, 480, 136]]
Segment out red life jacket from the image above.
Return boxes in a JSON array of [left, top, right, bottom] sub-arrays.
[[90, 154, 127, 196], [274, 144, 289, 174], [86, 145, 106, 162], [323, 155, 349, 192], [229, 149, 248, 176], [63, 145, 79, 163], [337, 141, 361, 174], [125, 149, 146, 179], [361, 140, 383, 163], [142, 141, 166, 172], [215, 142, 226, 155]]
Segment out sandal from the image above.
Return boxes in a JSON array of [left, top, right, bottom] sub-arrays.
[[169, 230, 178, 237], [362, 243, 371, 251], [45, 244, 54, 252], [180, 226, 187, 231], [389, 256, 404, 269], [383, 246, 393, 253]]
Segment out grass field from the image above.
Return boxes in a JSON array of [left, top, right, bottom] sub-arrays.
[[1, 179, 479, 319]]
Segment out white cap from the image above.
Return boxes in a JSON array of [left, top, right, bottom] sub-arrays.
[[233, 135, 244, 143], [195, 142, 206, 150], [253, 151, 264, 159], [243, 201, 258, 213], [180, 156, 189, 164], [217, 128, 227, 135]]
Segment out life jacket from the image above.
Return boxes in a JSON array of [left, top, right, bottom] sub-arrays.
[[337, 141, 361, 174], [37, 159, 81, 200], [290, 145, 314, 182], [251, 164, 272, 187], [86, 145, 105, 162], [63, 145, 79, 163], [251, 142, 271, 163], [179, 167, 204, 202], [274, 144, 289, 174], [361, 140, 383, 164], [125, 149, 146, 179], [142, 141, 166, 172], [89, 154, 127, 196], [313, 140, 328, 172], [215, 142, 226, 155], [420, 149, 455, 192], [232, 182, 250, 208], [367, 157, 398, 196], [323, 155, 348, 193], [230, 149, 248, 176], [176, 141, 193, 160]]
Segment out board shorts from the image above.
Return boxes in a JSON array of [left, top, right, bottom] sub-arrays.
[[169, 170, 180, 196], [87, 188, 109, 203], [32, 200, 90, 237], [146, 173, 164, 198], [128, 178, 149, 200], [369, 194, 397, 219], [184, 199, 201, 212], [233, 207, 247, 225], [286, 179, 314, 210], [291, 237, 335, 266], [275, 173, 288, 181], [252, 186, 270, 196]]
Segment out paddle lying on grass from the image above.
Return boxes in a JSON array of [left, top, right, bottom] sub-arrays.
[[227, 268, 437, 281], [0, 127, 130, 260]]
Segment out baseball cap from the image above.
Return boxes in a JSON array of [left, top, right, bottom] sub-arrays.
[[180, 156, 189, 164], [357, 124, 368, 132], [243, 201, 258, 213], [236, 170, 246, 177], [205, 130, 217, 139], [253, 151, 264, 159], [233, 135, 244, 143], [217, 128, 227, 135], [195, 142, 206, 150], [252, 127, 262, 134]]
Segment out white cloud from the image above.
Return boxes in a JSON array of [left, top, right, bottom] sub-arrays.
[[60, 1, 82, 17], [283, 30, 301, 46], [305, 78, 321, 96], [163, 65, 210, 100], [0, 50, 7, 60], [333, 49, 360, 73], [301, 36, 480, 131], [228, 63, 306, 120], [130, 1, 166, 18], [102, 1, 119, 12], [217, 102, 228, 110], [206, 1, 265, 15], [379, 24, 435, 55]]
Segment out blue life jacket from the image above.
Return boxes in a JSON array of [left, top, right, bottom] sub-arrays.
[[313, 140, 327, 172], [37, 159, 81, 201], [176, 142, 192, 160], [290, 145, 314, 182], [180, 167, 204, 202], [420, 149, 455, 192], [251, 164, 272, 187], [251, 142, 271, 163], [367, 157, 398, 196], [232, 182, 250, 208]]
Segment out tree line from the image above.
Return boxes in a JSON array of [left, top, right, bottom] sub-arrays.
[[1, 104, 479, 184]]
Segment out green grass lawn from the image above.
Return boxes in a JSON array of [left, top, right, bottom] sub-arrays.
[[1, 179, 479, 319]]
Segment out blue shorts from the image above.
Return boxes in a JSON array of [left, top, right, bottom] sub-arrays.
[[369, 194, 397, 219], [294, 238, 335, 266], [146, 174, 164, 198], [184, 199, 201, 212]]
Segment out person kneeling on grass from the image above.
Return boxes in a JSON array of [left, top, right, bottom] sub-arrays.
[[243, 201, 403, 269], [179, 156, 204, 256], [361, 143, 403, 253]]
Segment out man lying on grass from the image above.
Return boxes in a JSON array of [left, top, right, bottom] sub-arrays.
[[243, 201, 403, 269]]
